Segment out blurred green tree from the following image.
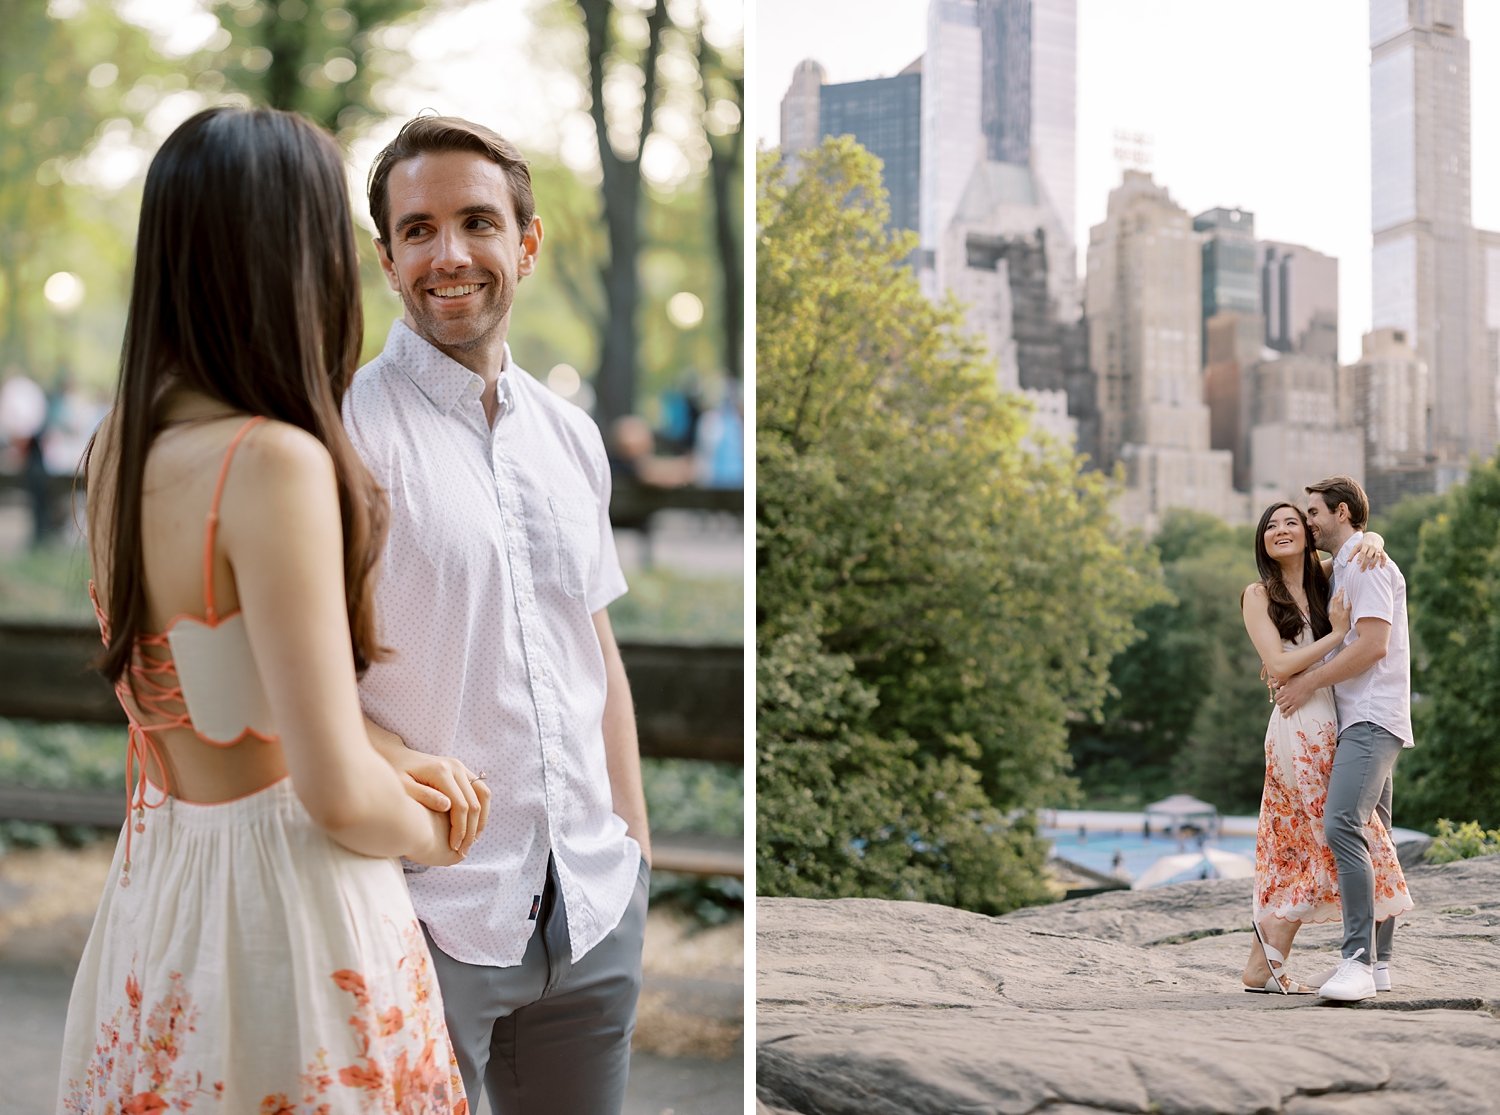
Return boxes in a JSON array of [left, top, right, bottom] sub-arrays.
[[199, 0, 451, 135], [695, 20, 742, 381], [756, 138, 1164, 913], [1371, 490, 1448, 586], [561, 0, 741, 426], [1402, 455, 1500, 830], [0, 0, 165, 371], [1069, 512, 1268, 812]]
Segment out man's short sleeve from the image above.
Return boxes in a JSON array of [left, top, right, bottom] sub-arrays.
[[1347, 562, 1397, 627]]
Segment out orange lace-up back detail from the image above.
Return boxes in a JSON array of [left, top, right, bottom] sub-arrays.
[[89, 415, 279, 885]]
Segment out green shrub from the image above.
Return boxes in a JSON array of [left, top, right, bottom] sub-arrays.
[[1423, 818, 1500, 864]]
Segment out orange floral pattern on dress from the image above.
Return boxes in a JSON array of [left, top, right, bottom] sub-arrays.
[[59, 967, 224, 1113], [1255, 697, 1413, 926], [271, 921, 467, 1115], [61, 923, 466, 1115]]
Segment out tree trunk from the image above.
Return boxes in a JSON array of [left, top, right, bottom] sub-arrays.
[[698, 31, 743, 381], [578, 0, 667, 429]]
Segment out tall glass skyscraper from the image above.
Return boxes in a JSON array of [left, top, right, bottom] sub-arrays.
[[820, 70, 923, 236], [1369, 0, 1494, 461], [1192, 207, 1259, 361], [919, 0, 1076, 295]]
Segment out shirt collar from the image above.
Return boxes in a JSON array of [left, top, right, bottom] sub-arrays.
[[385, 319, 515, 417]]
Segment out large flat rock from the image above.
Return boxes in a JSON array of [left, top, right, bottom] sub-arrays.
[[757, 855, 1500, 1114]]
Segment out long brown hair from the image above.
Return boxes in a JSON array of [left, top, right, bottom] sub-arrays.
[[1252, 500, 1331, 643], [87, 106, 387, 684]]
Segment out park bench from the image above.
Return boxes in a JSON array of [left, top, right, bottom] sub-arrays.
[[0, 619, 744, 878]]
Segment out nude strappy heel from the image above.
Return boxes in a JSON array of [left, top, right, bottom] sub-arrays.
[[1245, 921, 1314, 995]]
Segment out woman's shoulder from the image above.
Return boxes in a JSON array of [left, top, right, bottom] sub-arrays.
[[230, 418, 333, 480], [1243, 580, 1269, 604]]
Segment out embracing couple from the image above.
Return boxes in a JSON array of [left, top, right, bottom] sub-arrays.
[[58, 108, 648, 1113], [1239, 474, 1415, 1002]]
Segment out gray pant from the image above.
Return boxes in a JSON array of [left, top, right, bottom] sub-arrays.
[[1325, 721, 1404, 963], [423, 855, 649, 1114]]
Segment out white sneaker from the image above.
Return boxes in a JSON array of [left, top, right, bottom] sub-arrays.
[[1374, 961, 1392, 992], [1318, 948, 1376, 1002]]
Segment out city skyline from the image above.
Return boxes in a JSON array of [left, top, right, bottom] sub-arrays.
[[755, 0, 1500, 368]]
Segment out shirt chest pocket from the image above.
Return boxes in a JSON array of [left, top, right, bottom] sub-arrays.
[[548, 495, 599, 601]]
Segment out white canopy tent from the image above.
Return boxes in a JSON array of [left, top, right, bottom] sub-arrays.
[[1144, 794, 1220, 834]]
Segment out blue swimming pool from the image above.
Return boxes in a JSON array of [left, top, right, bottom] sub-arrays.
[[1043, 825, 1258, 884]]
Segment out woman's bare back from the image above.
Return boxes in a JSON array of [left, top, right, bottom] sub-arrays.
[[89, 404, 289, 803]]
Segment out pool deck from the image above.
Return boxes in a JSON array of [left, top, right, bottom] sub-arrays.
[[1044, 807, 1427, 844]]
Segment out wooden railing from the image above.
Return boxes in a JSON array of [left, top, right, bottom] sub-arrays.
[[0, 619, 744, 877]]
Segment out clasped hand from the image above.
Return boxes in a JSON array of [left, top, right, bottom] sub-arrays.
[[391, 748, 491, 865]]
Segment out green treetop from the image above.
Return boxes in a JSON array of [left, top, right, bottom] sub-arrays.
[[756, 137, 1165, 913]]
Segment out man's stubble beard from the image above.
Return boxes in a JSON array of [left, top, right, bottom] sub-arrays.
[[401, 272, 514, 354]]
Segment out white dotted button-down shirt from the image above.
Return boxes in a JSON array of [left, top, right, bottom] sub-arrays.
[[1331, 531, 1415, 748], [344, 320, 638, 966]]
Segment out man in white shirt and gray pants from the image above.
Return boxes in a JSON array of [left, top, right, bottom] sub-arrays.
[[344, 115, 651, 1112], [1273, 475, 1415, 1002]]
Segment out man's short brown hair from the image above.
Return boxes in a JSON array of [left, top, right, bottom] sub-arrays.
[[1306, 475, 1370, 530], [367, 115, 535, 244]]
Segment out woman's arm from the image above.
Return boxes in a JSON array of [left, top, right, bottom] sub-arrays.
[[1241, 582, 1349, 680], [223, 422, 457, 864]]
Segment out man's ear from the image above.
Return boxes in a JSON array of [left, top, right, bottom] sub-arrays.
[[1337, 501, 1352, 524], [517, 215, 543, 278], [374, 236, 400, 292]]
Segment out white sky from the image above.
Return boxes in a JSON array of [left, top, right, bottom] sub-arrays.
[[751, 0, 1500, 366]]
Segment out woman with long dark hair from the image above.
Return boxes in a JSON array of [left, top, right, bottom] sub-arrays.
[[57, 107, 471, 1112], [1237, 501, 1411, 994]]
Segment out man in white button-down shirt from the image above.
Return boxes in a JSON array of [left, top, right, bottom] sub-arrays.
[[343, 116, 651, 1113], [1274, 475, 1414, 1002]]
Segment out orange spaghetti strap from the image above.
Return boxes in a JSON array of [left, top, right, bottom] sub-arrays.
[[202, 416, 266, 623]]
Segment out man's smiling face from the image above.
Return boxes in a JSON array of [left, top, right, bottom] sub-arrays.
[[377, 149, 540, 356], [1305, 491, 1335, 549]]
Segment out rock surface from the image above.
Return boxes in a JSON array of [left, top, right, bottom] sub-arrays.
[[757, 854, 1500, 1114]]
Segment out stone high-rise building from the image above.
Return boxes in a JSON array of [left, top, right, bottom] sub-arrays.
[[1369, 0, 1496, 464], [1350, 327, 1435, 511], [780, 59, 826, 158], [1261, 240, 1339, 360], [1244, 353, 1364, 504], [942, 161, 1082, 445], [1086, 171, 1241, 530], [1203, 311, 1266, 491]]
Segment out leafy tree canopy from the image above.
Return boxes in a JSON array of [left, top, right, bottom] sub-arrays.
[[1403, 454, 1500, 830], [756, 138, 1165, 912]]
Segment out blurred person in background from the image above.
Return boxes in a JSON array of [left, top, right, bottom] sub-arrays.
[[348, 115, 651, 1115], [609, 413, 694, 488], [59, 105, 471, 1113], [693, 378, 743, 490], [0, 366, 49, 546]]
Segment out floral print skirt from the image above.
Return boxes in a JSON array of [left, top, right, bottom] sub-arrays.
[[1254, 687, 1413, 926], [57, 778, 467, 1114]]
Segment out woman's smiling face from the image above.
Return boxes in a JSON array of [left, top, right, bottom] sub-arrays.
[[1262, 504, 1306, 562]]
